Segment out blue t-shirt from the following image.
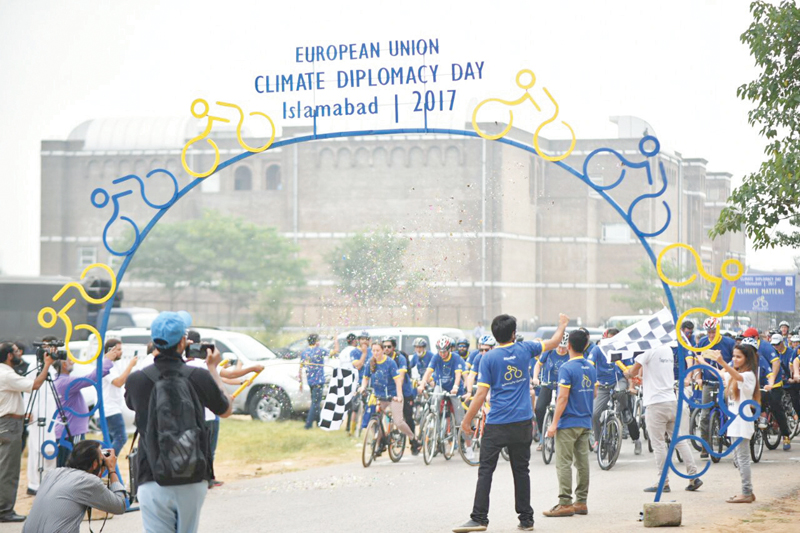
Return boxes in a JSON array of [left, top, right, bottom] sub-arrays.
[[391, 352, 415, 398], [300, 346, 329, 386], [413, 350, 433, 377], [364, 355, 399, 399], [353, 348, 372, 381], [758, 352, 773, 388], [469, 351, 485, 377], [477, 341, 543, 425], [466, 349, 481, 373], [777, 345, 796, 389], [428, 353, 464, 393], [539, 349, 570, 385], [586, 344, 618, 386], [757, 340, 784, 386], [557, 357, 596, 429], [695, 335, 735, 382]]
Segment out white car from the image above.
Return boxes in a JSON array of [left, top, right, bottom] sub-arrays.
[[97, 327, 334, 422]]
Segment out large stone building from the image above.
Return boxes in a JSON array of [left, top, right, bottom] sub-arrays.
[[39, 116, 746, 329]]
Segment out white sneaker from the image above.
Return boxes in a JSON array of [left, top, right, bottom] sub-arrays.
[[465, 447, 475, 461], [758, 416, 768, 430], [634, 439, 642, 455]]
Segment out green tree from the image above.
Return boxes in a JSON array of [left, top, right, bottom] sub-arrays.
[[615, 261, 723, 315], [326, 229, 409, 304], [711, 1, 800, 249], [126, 210, 306, 327]]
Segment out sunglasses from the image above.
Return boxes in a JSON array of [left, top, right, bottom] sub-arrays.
[[382, 344, 393, 349], [479, 348, 490, 352]]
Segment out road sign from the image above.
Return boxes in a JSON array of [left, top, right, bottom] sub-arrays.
[[724, 274, 796, 313]]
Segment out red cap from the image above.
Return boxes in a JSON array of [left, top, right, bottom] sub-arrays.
[[743, 327, 759, 338]]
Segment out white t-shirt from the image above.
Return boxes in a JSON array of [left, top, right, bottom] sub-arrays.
[[724, 371, 756, 439], [635, 345, 677, 406], [102, 364, 125, 416], [186, 359, 218, 422], [338, 346, 358, 370]]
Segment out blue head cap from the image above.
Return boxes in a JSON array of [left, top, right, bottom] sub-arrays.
[[151, 310, 192, 349]]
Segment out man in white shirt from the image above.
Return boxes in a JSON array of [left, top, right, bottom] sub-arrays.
[[0, 341, 55, 523], [101, 339, 138, 457], [624, 344, 701, 493]]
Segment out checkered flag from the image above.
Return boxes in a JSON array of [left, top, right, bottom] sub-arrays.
[[598, 308, 678, 363], [318, 366, 356, 431]]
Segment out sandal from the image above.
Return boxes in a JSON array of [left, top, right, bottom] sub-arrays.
[[726, 494, 755, 503]]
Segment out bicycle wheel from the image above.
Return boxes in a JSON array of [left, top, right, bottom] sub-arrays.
[[597, 414, 622, 470], [459, 421, 481, 466], [764, 416, 781, 450], [442, 410, 457, 460], [362, 418, 379, 468], [542, 410, 555, 465], [750, 425, 764, 463], [782, 394, 799, 437], [709, 411, 723, 463], [688, 409, 703, 452], [422, 413, 437, 465], [500, 447, 510, 461], [666, 435, 684, 463], [388, 427, 406, 463]]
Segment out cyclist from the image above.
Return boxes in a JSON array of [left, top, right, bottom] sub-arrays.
[[773, 333, 799, 440], [299, 334, 329, 430], [411, 338, 433, 380], [587, 328, 642, 455], [778, 321, 791, 340], [789, 334, 800, 352], [353, 331, 375, 430], [532, 332, 570, 452], [694, 317, 736, 458], [381, 336, 419, 453], [418, 337, 466, 429], [358, 341, 419, 452], [456, 338, 471, 369], [743, 328, 792, 451], [463, 335, 496, 395]]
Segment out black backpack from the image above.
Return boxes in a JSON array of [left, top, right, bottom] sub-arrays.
[[142, 365, 209, 486]]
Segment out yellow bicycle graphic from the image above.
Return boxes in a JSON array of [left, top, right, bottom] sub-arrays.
[[657, 243, 743, 353], [181, 99, 276, 178], [37, 263, 117, 365], [471, 69, 576, 162], [504, 365, 523, 381]]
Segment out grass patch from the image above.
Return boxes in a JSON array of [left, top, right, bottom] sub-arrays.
[[216, 417, 358, 465]]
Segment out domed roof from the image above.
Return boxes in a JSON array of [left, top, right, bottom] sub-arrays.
[[68, 117, 197, 150]]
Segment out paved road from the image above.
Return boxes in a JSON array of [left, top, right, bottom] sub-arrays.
[[5, 438, 800, 533]]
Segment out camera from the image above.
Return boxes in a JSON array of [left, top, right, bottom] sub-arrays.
[[33, 340, 68, 365], [185, 342, 215, 360], [102, 449, 112, 458]]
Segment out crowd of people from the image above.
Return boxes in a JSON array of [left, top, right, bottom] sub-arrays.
[[0, 310, 798, 532]]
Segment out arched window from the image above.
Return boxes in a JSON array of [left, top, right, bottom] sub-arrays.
[[266, 165, 282, 190], [234, 166, 252, 191]]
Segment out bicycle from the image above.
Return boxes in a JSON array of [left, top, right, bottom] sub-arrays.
[[750, 418, 764, 463], [781, 388, 799, 438], [540, 382, 557, 465], [596, 381, 626, 470], [458, 396, 485, 467], [632, 386, 651, 452], [688, 382, 730, 463], [348, 389, 365, 438], [759, 388, 783, 450], [362, 389, 406, 468], [421, 388, 458, 465]]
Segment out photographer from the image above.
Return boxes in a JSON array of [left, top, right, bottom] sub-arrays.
[[23, 440, 126, 533], [53, 338, 114, 467], [0, 341, 54, 523], [125, 311, 233, 533]]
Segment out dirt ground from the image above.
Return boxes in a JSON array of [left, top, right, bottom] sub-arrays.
[[698, 487, 800, 533]]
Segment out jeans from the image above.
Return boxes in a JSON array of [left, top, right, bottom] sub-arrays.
[[470, 418, 533, 526], [555, 426, 590, 505], [786, 387, 800, 421], [0, 418, 23, 515], [733, 439, 752, 496], [305, 384, 323, 429], [206, 419, 219, 461], [138, 481, 207, 533], [106, 414, 127, 457], [645, 401, 697, 485], [762, 388, 790, 437], [592, 384, 640, 442]]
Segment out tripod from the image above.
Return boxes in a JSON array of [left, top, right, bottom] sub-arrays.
[[24, 362, 74, 487]]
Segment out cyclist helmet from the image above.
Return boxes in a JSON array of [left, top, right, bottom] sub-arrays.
[[779, 320, 790, 328], [478, 334, 496, 347], [741, 336, 758, 348], [358, 331, 370, 340], [456, 337, 470, 348], [307, 333, 319, 345], [412, 337, 428, 348], [436, 336, 453, 352], [791, 335, 800, 343], [559, 331, 569, 348], [345, 333, 357, 343], [382, 336, 397, 347], [515, 334, 524, 343], [703, 317, 719, 330]]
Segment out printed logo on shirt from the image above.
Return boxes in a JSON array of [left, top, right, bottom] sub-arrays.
[[582, 374, 592, 389], [504, 365, 523, 381]]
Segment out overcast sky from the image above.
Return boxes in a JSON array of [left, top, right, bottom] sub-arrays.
[[0, 0, 795, 276]]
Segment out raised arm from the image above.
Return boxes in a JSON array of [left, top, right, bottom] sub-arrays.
[[541, 314, 569, 352]]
